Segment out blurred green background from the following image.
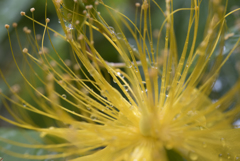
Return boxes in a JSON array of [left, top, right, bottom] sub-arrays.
[[0, 0, 240, 160]]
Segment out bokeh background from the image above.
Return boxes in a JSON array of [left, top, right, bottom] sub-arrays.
[[0, 0, 240, 160]]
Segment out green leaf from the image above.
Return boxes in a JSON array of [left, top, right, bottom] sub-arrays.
[[0, 128, 63, 161], [166, 149, 186, 161]]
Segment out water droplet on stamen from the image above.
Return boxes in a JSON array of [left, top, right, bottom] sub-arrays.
[[66, 23, 73, 30], [202, 142, 207, 148], [134, 66, 138, 72], [128, 63, 133, 68], [108, 27, 117, 41], [188, 151, 198, 161], [227, 153, 231, 160], [108, 26, 115, 34], [101, 90, 106, 98], [151, 62, 155, 68], [90, 115, 97, 120], [220, 138, 226, 147], [130, 105, 133, 110], [151, 48, 155, 54], [116, 33, 123, 39], [219, 154, 223, 161], [117, 72, 121, 76], [133, 48, 137, 52], [86, 105, 91, 110], [124, 85, 129, 91], [62, 94, 67, 99]]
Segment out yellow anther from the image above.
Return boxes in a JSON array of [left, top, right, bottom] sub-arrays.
[[23, 48, 28, 53], [30, 8, 35, 12], [135, 3, 140, 7], [5, 24, 9, 29], [20, 11, 25, 16], [12, 22, 17, 28], [142, 0, 148, 10], [46, 18, 50, 23], [95, 1, 99, 5]]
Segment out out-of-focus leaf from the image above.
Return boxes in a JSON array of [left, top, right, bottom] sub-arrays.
[[0, 128, 63, 161], [166, 149, 186, 161]]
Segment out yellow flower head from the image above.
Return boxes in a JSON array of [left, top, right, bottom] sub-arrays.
[[1, 0, 240, 160]]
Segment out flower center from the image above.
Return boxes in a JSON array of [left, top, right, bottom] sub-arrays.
[[139, 114, 153, 137]]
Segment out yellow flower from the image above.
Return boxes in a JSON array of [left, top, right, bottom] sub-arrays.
[[1, 0, 240, 160]]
